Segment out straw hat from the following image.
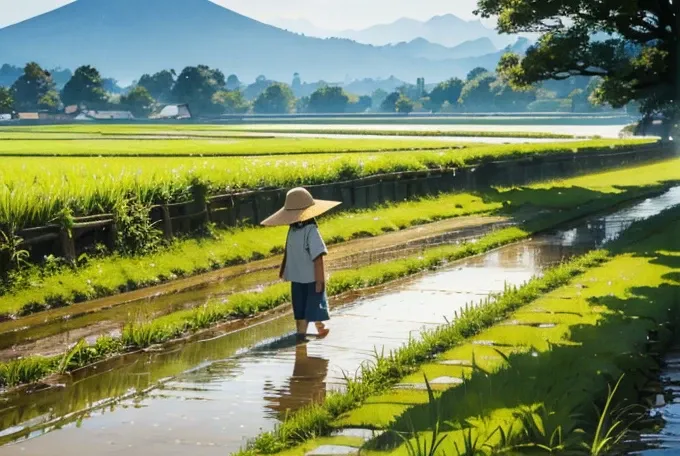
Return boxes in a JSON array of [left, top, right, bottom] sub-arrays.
[[260, 187, 341, 226]]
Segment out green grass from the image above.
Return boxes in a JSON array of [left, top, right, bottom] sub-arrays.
[[362, 216, 680, 456], [0, 136, 472, 157], [234, 205, 680, 456], [3, 156, 678, 319], [0, 139, 655, 230]]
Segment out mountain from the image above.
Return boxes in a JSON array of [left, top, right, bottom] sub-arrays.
[[337, 14, 515, 49], [386, 37, 497, 61], [0, 0, 523, 85], [270, 18, 334, 38]]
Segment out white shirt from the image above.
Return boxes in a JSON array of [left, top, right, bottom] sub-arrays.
[[283, 224, 328, 284]]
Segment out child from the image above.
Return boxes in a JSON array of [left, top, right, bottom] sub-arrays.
[[261, 187, 341, 339]]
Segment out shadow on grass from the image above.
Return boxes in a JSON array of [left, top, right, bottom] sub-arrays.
[[367, 248, 680, 454], [481, 181, 679, 215]]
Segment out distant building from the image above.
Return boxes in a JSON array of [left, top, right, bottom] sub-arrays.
[[17, 112, 40, 120], [64, 105, 80, 115], [150, 104, 192, 120], [74, 110, 135, 121], [0, 114, 12, 122]]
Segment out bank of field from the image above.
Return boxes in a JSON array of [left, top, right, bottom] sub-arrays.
[[0, 139, 655, 230], [2, 156, 679, 321]]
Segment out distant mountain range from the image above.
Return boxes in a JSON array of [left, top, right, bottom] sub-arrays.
[[0, 0, 530, 85], [271, 14, 519, 49]]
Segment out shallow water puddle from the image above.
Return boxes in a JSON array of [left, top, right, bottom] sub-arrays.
[[1, 187, 680, 456]]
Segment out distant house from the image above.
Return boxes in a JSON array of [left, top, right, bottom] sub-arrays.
[[64, 105, 80, 115], [39, 112, 74, 121], [74, 110, 135, 121], [17, 112, 40, 120], [0, 114, 12, 122], [150, 104, 192, 120]]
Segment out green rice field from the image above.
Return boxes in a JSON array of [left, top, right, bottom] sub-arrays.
[[0, 136, 473, 156], [0, 138, 654, 229]]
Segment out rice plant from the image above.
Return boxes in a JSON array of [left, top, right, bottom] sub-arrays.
[[586, 375, 643, 456]]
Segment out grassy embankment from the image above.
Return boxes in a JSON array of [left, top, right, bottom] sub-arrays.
[[233, 203, 680, 456], [0, 139, 654, 230], [1, 159, 679, 389], [2, 155, 678, 320]]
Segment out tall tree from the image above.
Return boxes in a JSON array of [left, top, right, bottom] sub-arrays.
[[61, 65, 108, 107], [11, 62, 56, 111], [120, 86, 155, 117], [212, 90, 250, 114], [253, 83, 295, 114], [428, 78, 464, 111], [172, 65, 225, 116], [458, 72, 496, 112], [138, 70, 176, 102], [0, 87, 14, 113], [466, 67, 489, 81], [476, 0, 680, 133], [380, 92, 401, 112], [308, 86, 349, 113], [395, 95, 415, 113], [347, 95, 372, 113]]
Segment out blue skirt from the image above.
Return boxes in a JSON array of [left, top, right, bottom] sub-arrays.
[[291, 282, 330, 322]]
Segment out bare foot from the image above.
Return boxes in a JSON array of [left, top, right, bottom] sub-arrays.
[[316, 327, 330, 338]]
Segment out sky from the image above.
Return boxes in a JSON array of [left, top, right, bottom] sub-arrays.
[[0, 0, 483, 30]]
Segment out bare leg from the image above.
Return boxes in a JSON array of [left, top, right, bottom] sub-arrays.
[[296, 320, 308, 337]]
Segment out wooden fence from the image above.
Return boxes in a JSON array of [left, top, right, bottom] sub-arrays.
[[16, 143, 677, 261]]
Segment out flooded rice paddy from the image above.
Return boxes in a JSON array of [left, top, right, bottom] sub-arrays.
[[236, 122, 633, 139], [1, 187, 679, 455]]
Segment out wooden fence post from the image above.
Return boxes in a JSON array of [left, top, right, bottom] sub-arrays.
[[161, 204, 173, 240], [59, 228, 76, 262], [191, 183, 210, 226]]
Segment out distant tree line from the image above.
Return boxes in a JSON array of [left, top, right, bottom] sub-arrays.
[[0, 61, 630, 118]]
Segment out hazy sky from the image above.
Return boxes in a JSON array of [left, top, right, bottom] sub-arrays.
[[0, 0, 483, 30]]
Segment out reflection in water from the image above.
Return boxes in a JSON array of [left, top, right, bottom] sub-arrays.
[[264, 342, 329, 418], [633, 352, 680, 454]]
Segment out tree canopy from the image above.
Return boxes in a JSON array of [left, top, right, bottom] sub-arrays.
[[213, 90, 250, 114], [61, 65, 108, 107], [172, 65, 225, 116], [120, 86, 154, 117], [138, 70, 176, 102], [0, 87, 13, 113], [253, 83, 295, 114], [428, 78, 464, 111], [476, 0, 680, 129], [11, 62, 56, 111], [308, 86, 349, 113]]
